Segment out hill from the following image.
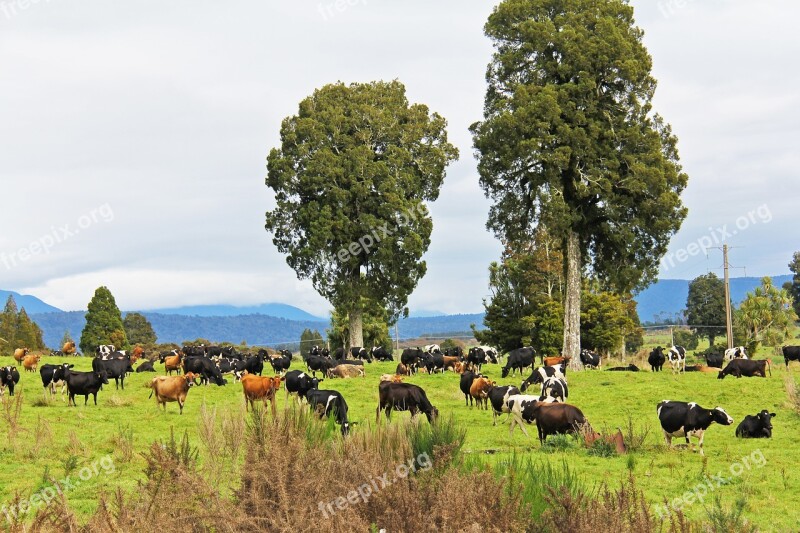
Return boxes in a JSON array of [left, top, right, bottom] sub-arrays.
[[0, 290, 62, 314], [138, 303, 326, 322]]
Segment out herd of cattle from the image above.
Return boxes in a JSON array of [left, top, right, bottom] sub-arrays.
[[1, 341, 799, 452]]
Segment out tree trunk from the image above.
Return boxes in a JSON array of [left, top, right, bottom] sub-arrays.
[[349, 306, 364, 350], [562, 231, 582, 370]]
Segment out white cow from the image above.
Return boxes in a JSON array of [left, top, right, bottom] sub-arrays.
[[724, 346, 748, 362]]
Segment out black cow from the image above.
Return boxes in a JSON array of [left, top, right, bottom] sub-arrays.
[[466, 347, 487, 372], [65, 369, 109, 406], [92, 357, 133, 390], [243, 353, 265, 376], [782, 346, 800, 368], [0, 366, 21, 397], [520, 365, 566, 393], [332, 347, 345, 361], [350, 347, 372, 363], [705, 352, 724, 369], [735, 410, 776, 439], [40, 363, 73, 400], [444, 346, 464, 359], [656, 400, 734, 455], [579, 349, 601, 369], [501, 347, 536, 378], [371, 346, 393, 362], [459, 370, 479, 406], [488, 385, 520, 426], [269, 351, 292, 374], [400, 348, 423, 374], [718, 359, 771, 379], [648, 347, 666, 372], [376, 382, 438, 423], [135, 361, 156, 373], [182, 345, 206, 357], [306, 389, 351, 436], [306, 355, 336, 378], [607, 364, 640, 372], [182, 356, 227, 386], [282, 370, 322, 402]]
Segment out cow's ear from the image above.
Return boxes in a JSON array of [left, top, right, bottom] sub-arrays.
[[771, 413, 776, 418]]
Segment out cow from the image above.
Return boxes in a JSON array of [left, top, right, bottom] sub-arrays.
[[216, 357, 246, 381], [281, 370, 322, 402], [520, 364, 566, 393], [685, 365, 722, 373], [40, 363, 73, 400], [96, 345, 115, 357], [92, 357, 133, 389], [307, 389, 352, 436], [667, 346, 686, 373], [421, 353, 450, 374], [488, 385, 520, 426], [505, 394, 541, 437], [584, 428, 628, 455], [242, 352, 265, 376], [0, 366, 20, 397], [269, 350, 292, 374], [182, 345, 206, 357], [241, 374, 282, 414], [718, 359, 770, 379], [507, 397, 588, 443], [579, 349, 601, 369], [444, 346, 464, 359], [350, 347, 372, 363], [469, 377, 495, 410], [379, 374, 404, 383], [441, 356, 460, 372], [459, 370, 480, 407], [466, 347, 487, 372], [371, 346, 393, 362], [160, 352, 183, 375], [607, 364, 640, 372], [64, 368, 109, 406], [182, 356, 227, 386], [502, 347, 537, 378], [400, 348, 423, 374], [13, 347, 28, 364], [395, 363, 412, 376], [305, 355, 336, 378], [376, 382, 438, 423], [539, 376, 568, 403], [327, 364, 365, 379], [477, 346, 499, 364], [423, 344, 441, 355], [332, 347, 345, 361], [782, 346, 800, 368], [724, 346, 748, 361], [648, 347, 666, 372], [656, 400, 734, 455], [705, 351, 724, 369], [22, 354, 41, 372], [735, 410, 776, 439], [146, 374, 198, 414], [136, 360, 156, 373], [62, 341, 77, 355], [543, 356, 569, 367], [130, 345, 145, 364]]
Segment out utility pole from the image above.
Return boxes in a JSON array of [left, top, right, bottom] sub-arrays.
[[723, 244, 734, 349]]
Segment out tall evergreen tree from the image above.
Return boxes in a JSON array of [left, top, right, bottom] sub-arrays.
[[266, 81, 458, 349], [686, 273, 727, 348], [16, 308, 45, 349], [0, 295, 18, 347], [788, 252, 800, 317], [123, 312, 157, 345], [471, 0, 688, 366], [80, 286, 129, 355]]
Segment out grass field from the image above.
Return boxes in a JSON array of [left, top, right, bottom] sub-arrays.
[[1, 345, 799, 531]]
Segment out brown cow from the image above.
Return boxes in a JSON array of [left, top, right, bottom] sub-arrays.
[[13, 348, 29, 364], [543, 356, 570, 367], [453, 361, 466, 374], [686, 365, 721, 373], [23, 354, 41, 372], [380, 374, 404, 383], [62, 341, 76, 355], [241, 374, 282, 414], [146, 373, 198, 414], [584, 427, 628, 454], [163, 353, 183, 375], [469, 377, 495, 410], [131, 345, 145, 364], [442, 356, 460, 372], [327, 364, 365, 379], [531, 402, 587, 444], [395, 363, 412, 376]]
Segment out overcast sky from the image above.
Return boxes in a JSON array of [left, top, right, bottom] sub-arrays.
[[1, 0, 797, 314]]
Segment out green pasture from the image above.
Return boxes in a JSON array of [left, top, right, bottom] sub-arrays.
[[1, 349, 799, 530]]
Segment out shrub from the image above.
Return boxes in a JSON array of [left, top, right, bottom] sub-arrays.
[[673, 330, 699, 350]]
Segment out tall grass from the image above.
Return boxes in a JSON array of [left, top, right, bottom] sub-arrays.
[[785, 376, 800, 414]]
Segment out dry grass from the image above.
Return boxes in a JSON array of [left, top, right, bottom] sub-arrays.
[[785, 376, 800, 414]]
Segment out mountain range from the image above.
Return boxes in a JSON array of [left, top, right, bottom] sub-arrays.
[[4, 274, 792, 348]]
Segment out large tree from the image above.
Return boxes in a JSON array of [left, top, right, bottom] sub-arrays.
[[80, 286, 129, 355], [326, 299, 392, 351], [0, 295, 45, 350], [686, 273, 727, 348], [788, 252, 800, 317], [266, 81, 458, 349], [123, 312, 157, 346], [471, 0, 688, 365], [735, 277, 798, 354]]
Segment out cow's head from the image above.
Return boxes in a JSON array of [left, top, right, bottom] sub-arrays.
[[426, 406, 439, 424], [711, 407, 734, 425], [501, 367, 510, 378], [757, 410, 776, 433], [96, 370, 110, 385]]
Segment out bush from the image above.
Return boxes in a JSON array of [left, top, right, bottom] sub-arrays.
[[672, 330, 699, 350]]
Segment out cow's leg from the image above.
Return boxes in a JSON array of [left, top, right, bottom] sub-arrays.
[[663, 431, 672, 448], [178, 399, 184, 415], [696, 431, 705, 456]]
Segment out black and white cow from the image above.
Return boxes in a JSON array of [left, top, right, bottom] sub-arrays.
[[282, 370, 322, 402], [724, 346, 748, 362], [40, 363, 73, 400], [305, 355, 336, 378], [501, 347, 536, 378], [96, 344, 116, 356], [0, 366, 21, 397], [182, 356, 227, 386], [423, 344, 441, 355], [269, 350, 292, 374], [488, 385, 520, 426], [306, 389, 351, 436], [782, 346, 800, 368], [735, 410, 776, 439], [520, 364, 566, 393], [350, 347, 372, 363], [466, 347, 487, 372], [579, 349, 601, 369], [656, 400, 734, 455], [648, 347, 666, 372], [371, 346, 393, 362], [505, 395, 540, 437], [539, 376, 568, 403], [667, 346, 686, 373], [477, 346, 499, 364], [400, 348, 423, 374]]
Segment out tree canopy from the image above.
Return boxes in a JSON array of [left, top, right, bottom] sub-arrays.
[[685, 273, 727, 348], [299, 328, 325, 358], [266, 80, 458, 348], [327, 299, 392, 351], [735, 277, 797, 354], [0, 295, 46, 351], [788, 252, 800, 317], [123, 312, 158, 346], [471, 0, 688, 362], [80, 286, 129, 355]]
